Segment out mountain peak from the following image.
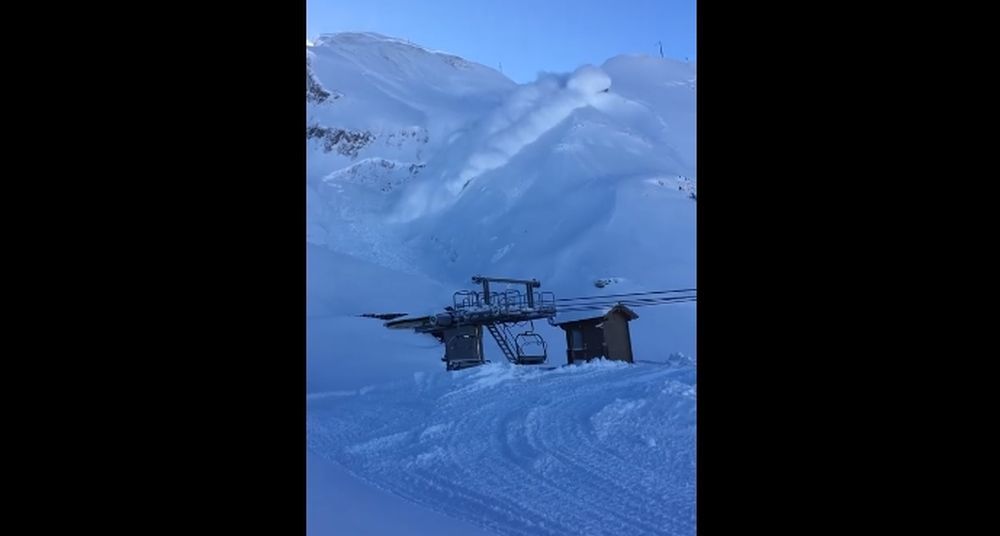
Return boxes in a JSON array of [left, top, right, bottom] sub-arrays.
[[314, 32, 435, 53]]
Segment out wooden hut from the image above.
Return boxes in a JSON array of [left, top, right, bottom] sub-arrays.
[[552, 304, 638, 365]]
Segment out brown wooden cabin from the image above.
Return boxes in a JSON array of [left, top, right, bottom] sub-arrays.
[[552, 304, 638, 365]]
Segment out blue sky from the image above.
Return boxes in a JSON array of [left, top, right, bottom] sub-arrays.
[[307, 0, 696, 83]]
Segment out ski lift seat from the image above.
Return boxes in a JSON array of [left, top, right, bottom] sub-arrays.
[[514, 331, 547, 365]]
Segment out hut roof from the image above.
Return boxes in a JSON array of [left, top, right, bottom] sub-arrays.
[[552, 303, 639, 327]]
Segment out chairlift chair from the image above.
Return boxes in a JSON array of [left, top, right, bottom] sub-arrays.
[[514, 331, 547, 365]]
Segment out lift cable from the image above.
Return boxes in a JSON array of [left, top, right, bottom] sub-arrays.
[[555, 288, 696, 303]]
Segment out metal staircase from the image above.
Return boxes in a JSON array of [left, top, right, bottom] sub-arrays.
[[485, 323, 518, 363]]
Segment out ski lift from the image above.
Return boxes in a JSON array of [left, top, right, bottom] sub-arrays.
[[514, 329, 547, 365]]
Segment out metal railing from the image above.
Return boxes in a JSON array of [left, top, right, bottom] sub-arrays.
[[453, 290, 556, 313]]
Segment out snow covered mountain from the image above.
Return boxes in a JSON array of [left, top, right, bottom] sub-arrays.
[[307, 31, 696, 535], [307, 30, 695, 361]]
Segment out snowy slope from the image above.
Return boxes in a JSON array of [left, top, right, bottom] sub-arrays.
[[307, 32, 514, 184], [308, 360, 696, 536], [306, 32, 696, 536], [306, 242, 452, 392], [306, 31, 696, 311], [308, 450, 495, 536]]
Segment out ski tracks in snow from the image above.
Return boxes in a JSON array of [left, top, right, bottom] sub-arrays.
[[307, 361, 696, 536]]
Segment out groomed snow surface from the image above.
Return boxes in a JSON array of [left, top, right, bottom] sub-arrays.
[[308, 360, 695, 536]]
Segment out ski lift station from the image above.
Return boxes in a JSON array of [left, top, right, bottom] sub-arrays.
[[384, 276, 651, 370], [385, 276, 556, 370]]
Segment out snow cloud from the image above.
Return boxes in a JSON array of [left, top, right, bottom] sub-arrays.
[[392, 65, 613, 222], [452, 65, 611, 193]]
